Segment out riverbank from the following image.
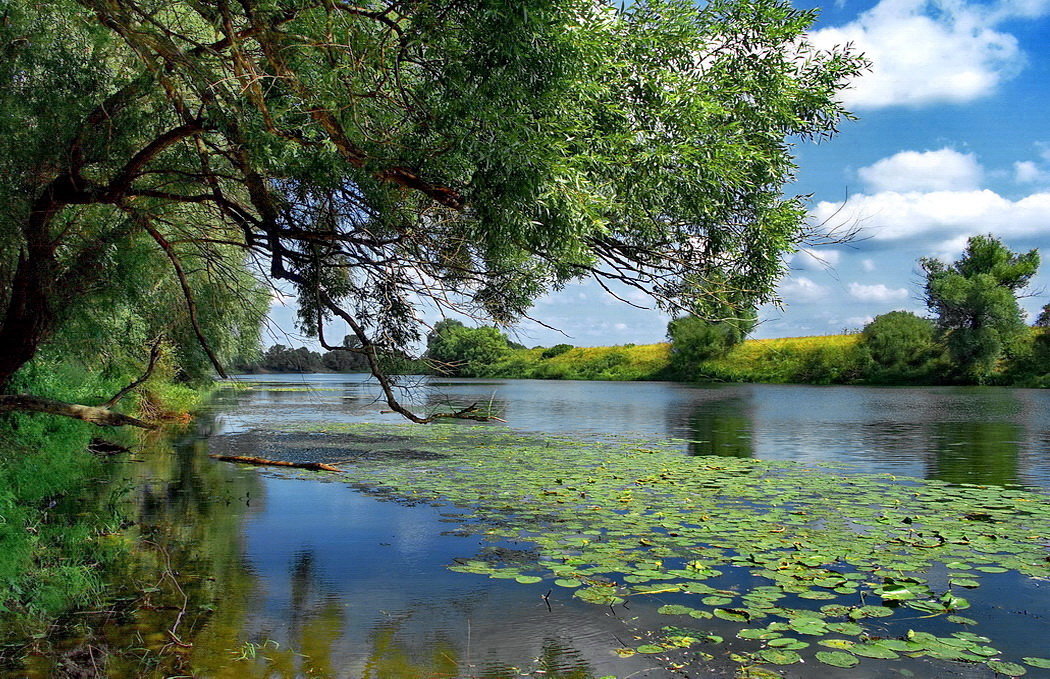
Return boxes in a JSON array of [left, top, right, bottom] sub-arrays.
[[474, 335, 867, 384], [0, 371, 209, 646], [462, 331, 1048, 387]]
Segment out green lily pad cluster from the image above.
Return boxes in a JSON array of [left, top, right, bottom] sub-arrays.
[[275, 422, 1050, 675]]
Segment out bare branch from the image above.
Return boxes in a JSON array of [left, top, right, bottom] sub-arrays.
[[102, 339, 163, 408]]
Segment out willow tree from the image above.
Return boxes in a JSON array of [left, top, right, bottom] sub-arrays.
[[0, 0, 865, 424], [921, 235, 1040, 382]]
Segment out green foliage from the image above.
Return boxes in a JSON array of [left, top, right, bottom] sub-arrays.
[[321, 350, 368, 373], [1, 0, 866, 408], [1035, 303, 1050, 328], [860, 311, 941, 382], [667, 313, 756, 378], [540, 344, 575, 360], [425, 322, 512, 376], [257, 345, 326, 373], [0, 348, 208, 629], [921, 236, 1040, 383]]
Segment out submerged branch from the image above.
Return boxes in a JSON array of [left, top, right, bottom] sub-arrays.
[[209, 454, 342, 472]]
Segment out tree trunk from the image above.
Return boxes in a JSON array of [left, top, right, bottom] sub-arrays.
[[0, 231, 56, 392], [0, 395, 155, 429]]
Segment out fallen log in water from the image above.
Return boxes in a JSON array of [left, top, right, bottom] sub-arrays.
[[208, 454, 342, 472]]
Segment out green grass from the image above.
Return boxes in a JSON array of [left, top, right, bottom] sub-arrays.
[[474, 330, 1049, 386], [474, 335, 872, 384], [484, 343, 672, 381], [0, 354, 209, 634], [694, 334, 869, 384]]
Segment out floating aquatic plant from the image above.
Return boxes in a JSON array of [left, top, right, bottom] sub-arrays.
[[264, 422, 1050, 675]]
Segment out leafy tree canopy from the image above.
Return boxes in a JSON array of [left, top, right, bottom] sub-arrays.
[[921, 235, 1040, 382], [860, 311, 938, 378], [425, 322, 512, 376], [667, 309, 757, 376], [1, 0, 864, 423]]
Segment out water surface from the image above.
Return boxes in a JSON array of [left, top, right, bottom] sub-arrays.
[[10, 375, 1048, 678]]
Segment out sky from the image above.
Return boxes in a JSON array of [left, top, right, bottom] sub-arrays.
[[268, 0, 1050, 350]]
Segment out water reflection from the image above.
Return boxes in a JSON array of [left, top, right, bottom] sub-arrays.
[[930, 421, 1021, 486], [7, 413, 643, 678], [683, 395, 754, 458], [220, 375, 1050, 487], [12, 376, 1050, 677]]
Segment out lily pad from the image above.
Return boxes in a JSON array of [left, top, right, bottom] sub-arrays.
[[714, 608, 750, 622], [554, 578, 582, 588], [815, 651, 859, 668], [852, 643, 899, 659], [986, 661, 1026, 676], [758, 649, 802, 665]]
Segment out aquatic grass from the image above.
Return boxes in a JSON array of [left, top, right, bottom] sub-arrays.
[[267, 422, 1050, 675]]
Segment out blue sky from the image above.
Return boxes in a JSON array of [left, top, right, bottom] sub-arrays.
[[268, 0, 1050, 350]]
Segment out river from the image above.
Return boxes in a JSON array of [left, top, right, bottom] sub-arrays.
[[8, 375, 1050, 678]]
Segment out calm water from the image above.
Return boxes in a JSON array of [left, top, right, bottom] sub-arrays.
[[221, 374, 1050, 488], [12, 376, 1049, 678]]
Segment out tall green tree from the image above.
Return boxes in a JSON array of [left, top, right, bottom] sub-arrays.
[[921, 235, 1040, 382], [1, 0, 865, 424]]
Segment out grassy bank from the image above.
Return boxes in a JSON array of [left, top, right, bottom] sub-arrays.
[[485, 342, 673, 381], [0, 356, 208, 638], [692, 334, 869, 384], [472, 335, 870, 384], [465, 330, 1046, 386]]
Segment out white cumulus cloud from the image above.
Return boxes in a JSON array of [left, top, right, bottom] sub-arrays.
[[858, 148, 982, 192], [1014, 160, 1046, 183], [810, 0, 1032, 109], [779, 276, 830, 302], [811, 188, 1050, 243], [793, 248, 843, 270], [845, 315, 876, 328], [848, 282, 910, 302]]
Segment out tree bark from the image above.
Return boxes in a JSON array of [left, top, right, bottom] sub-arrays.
[[0, 395, 156, 429]]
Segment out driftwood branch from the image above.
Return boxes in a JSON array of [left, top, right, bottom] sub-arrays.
[[209, 454, 342, 472], [379, 401, 506, 423], [0, 395, 155, 429]]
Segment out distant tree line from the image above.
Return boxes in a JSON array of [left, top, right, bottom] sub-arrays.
[[239, 336, 368, 373]]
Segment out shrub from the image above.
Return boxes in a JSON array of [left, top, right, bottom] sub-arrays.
[[425, 322, 511, 376], [861, 311, 939, 381], [540, 344, 574, 359], [667, 313, 755, 379]]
